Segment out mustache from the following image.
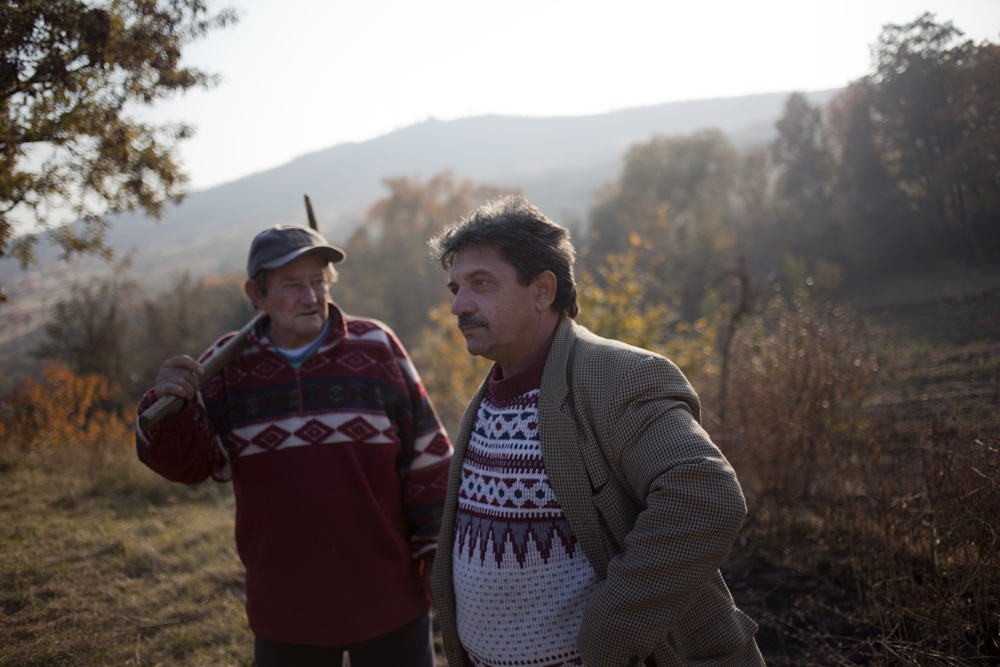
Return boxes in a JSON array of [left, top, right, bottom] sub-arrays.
[[457, 315, 489, 329]]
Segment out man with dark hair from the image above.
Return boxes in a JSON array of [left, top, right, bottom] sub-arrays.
[[430, 196, 764, 667], [136, 225, 452, 667]]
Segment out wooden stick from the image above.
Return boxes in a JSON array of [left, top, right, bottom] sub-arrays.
[[138, 315, 261, 431], [304, 193, 318, 231]]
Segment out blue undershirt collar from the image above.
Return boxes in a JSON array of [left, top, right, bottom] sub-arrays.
[[271, 317, 332, 370]]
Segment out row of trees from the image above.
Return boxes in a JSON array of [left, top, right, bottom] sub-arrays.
[[589, 13, 999, 326], [333, 15, 998, 356], [769, 15, 1000, 271]]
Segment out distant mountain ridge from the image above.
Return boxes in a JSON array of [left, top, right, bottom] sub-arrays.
[[1, 88, 839, 293]]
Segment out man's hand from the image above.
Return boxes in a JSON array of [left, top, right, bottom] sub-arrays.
[[154, 356, 205, 416], [421, 552, 435, 604]]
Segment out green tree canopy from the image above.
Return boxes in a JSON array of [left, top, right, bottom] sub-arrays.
[[0, 0, 237, 300]]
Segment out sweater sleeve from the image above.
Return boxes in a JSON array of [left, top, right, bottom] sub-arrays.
[[386, 331, 454, 558], [135, 337, 236, 485]]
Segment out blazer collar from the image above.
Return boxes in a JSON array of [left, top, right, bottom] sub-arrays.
[[540, 315, 575, 407]]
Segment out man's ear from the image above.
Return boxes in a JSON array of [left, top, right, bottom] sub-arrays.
[[245, 280, 267, 311], [532, 271, 558, 312]]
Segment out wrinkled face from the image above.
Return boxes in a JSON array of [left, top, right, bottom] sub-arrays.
[[250, 252, 331, 349], [447, 246, 539, 368]]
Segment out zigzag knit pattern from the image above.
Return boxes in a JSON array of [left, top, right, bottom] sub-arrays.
[[453, 380, 597, 667]]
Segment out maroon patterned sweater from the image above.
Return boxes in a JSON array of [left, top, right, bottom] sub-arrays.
[[136, 304, 452, 645]]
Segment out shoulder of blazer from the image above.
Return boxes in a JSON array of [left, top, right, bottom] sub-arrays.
[[544, 317, 702, 427], [548, 316, 671, 377]]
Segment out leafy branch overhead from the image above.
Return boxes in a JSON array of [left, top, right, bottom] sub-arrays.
[[0, 0, 238, 292]]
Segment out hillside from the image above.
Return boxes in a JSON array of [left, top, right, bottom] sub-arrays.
[[0, 89, 837, 390], [1, 89, 836, 288]]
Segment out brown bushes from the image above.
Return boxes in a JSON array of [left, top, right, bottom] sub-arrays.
[[3, 254, 995, 664], [0, 362, 131, 457], [707, 288, 999, 664], [840, 424, 1000, 660], [0, 362, 227, 505], [716, 289, 885, 505]]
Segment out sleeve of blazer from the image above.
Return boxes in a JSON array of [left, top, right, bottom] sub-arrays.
[[576, 353, 748, 667]]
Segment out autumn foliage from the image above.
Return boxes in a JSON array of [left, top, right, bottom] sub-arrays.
[[0, 362, 130, 455]]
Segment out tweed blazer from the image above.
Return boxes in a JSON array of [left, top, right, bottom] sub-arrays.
[[432, 316, 764, 667]]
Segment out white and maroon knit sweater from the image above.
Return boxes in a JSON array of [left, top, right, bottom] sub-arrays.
[[452, 361, 598, 667]]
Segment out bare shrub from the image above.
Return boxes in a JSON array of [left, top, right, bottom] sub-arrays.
[[140, 273, 254, 393], [706, 284, 999, 662], [840, 424, 1000, 659], [716, 288, 885, 505], [32, 270, 253, 409], [577, 251, 720, 381], [31, 269, 143, 408]]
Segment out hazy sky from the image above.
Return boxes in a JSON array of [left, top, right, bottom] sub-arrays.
[[144, 0, 1000, 191]]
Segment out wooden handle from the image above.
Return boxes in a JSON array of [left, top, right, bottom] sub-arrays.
[[304, 194, 318, 231], [138, 315, 261, 431]]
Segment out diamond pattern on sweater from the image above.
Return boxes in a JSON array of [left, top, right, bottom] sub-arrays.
[[338, 350, 377, 372], [252, 357, 285, 380], [252, 425, 291, 451], [423, 433, 451, 457], [381, 359, 404, 382], [201, 376, 224, 399], [223, 365, 246, 383], [338, 416, 379, 442], [348, 320, 379, 336], [300, 353, 329, 372], [294, 419, 335, 444], [227, 432, 250, 455]]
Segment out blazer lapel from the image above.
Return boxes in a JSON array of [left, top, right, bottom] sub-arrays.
[[539, 317, 610, 578]]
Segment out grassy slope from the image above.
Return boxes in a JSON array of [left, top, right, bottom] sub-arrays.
[[0, 456, 251, 666], [0, 450, 450, 666], [859, 265, 1000, 426], [869, 290, 1000, 427]]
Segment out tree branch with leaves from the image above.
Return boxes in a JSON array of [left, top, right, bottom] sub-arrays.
[[0, 0, 238, 300]]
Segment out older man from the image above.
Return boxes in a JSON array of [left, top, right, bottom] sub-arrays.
[[429, 197, 764, 667], [136, 225, 452, 667]]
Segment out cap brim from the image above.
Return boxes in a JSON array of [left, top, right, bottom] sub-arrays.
[[260, 245, 346, 271]]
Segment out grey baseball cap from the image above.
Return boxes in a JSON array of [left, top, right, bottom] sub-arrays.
[[247, 225, 345, 278]]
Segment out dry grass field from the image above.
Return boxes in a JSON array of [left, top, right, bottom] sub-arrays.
[[0, 450, 251, 666]]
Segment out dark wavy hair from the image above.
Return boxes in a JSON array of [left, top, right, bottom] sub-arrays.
[[430, 196, 578, 318]]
